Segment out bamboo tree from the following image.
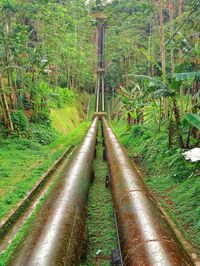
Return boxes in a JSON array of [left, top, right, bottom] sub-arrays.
[[172, 96, 185, 148]]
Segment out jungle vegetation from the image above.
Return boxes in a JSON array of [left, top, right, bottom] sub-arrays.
[[0, 0, 95, 137], [99, 0, 200, 252], [104, 0, 200, 149], [0, 0, 199, 147]]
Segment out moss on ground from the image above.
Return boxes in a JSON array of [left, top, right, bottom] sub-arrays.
[[111, 119, 200, 254], [82, 123, 117, 266]]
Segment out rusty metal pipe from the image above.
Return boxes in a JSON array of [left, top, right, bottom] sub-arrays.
[[9, 117, 98, 266], [96, 77, 100, 112], [102, 117, 193, 266]]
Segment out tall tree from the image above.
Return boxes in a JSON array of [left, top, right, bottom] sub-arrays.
[[158, 0, 168, 117], [0, 74, 13, 133], [158, 0, 166, 79], [178, 0, 183, 16], [169, 0, 175, 74]]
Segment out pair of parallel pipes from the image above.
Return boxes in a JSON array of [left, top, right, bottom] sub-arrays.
[[6, 13, 196, 265], [8, 115, 195, 265]]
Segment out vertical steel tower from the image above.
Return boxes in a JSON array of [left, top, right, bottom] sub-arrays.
[[96, 16, 106, 113]]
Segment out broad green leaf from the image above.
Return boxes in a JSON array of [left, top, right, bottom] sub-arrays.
[[184, 113, 200, 130], [175, 72, 200, 81]]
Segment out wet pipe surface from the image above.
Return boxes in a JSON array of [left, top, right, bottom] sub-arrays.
[[81, 123, 118, 265], [8, 117, 98, 266], [7, 116, 196, 265], [102, 117, 194, 266]]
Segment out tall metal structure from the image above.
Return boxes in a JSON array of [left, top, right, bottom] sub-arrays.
[[96, 17, 106, 112]]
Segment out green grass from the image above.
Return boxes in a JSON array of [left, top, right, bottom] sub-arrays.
[[50, 104, 85, 135], [111, 119, 200, 253], [87, 95, 96, 121], [50, 92, 89, 135], [82, 123, 117, 266], [0, 121, 90, 221], [0, 156, 68, 266]]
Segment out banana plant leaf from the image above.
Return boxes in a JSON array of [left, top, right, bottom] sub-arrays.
[[184, 113, 200, 130], [175, 71, 200, 81]]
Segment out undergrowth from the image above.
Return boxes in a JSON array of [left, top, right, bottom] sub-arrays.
[[111, 119, 200, 253]]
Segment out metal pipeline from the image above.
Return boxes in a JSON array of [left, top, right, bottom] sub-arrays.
[[102, 117, 193, 266], [96, 77, 100, 112], [9, 117, 98, 266]]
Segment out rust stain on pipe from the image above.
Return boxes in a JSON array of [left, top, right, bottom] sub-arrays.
[[102, 117, 194, 266], [8, 117, 98, 266]]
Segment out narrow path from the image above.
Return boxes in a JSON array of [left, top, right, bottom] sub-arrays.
[[82, 122, 118, 265]]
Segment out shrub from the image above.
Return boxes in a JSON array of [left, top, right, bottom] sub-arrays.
[[131, 125, 144, 136], [29, 124, 56, 145], [11, 110, 29, 137], [30, 111, 51, 126]]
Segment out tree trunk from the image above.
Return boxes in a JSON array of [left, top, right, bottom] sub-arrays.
[[178, 0, 183, 16], [168, 100, 174, 149], [148, 21, 152, 76], [127, 112, 131, 125], [191, 81, 199, 138], [0, 94, 7, 127], [0, 75, 14, 133], [178, 0, 184, 110], [158, 98, 162, 131], [159, 0, 166, 79], [159, 0, 168, 117], [185, 87, 190, 113], [164, 97, 168, 118], [180, 86, 184, 114], [186, 128, 191, 149], [172, 96, 184, 148], [169, 0, 175, 74]]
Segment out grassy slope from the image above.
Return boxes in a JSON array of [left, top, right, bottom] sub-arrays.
[[87, 95, 96, 121], [50, 100, 87, 135], [0, 95, 91, 221], [111, 119, 200, 253]]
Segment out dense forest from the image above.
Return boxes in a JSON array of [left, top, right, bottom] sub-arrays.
[[0, 0, 95, 138], [104, 0, 200, 149], [0, 0, 199, 147]]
